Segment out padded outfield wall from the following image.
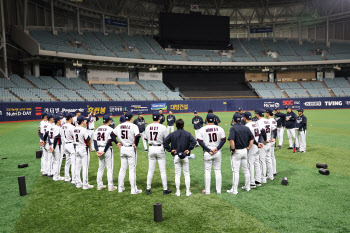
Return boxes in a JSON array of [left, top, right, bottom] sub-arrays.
[[1, 97, 350, 122]]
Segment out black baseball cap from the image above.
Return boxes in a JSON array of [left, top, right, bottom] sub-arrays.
[[233, 113, 242, 122], [255, 109, 264, 116], [103, 114, 112, 123], [274, 107, 279, 111], [266, 108, 273, 115], [194, 111, 198, 114], [47, 114, 54, 120], [206, 113, 215, 123], [125, 111, 133, 120], [75, 110, 80, 113], [66, 113, 73, 120], [285, 106, 289, 110], [243, 112, 252, 120], [41, 112, 48, 118], [298, 109, 304, 112], [54, 115, 61, 123], [238, 107, 243, 111], [77, 115, 85, 123], [138, 112, 143, 115], [153, 112, 160, 121]]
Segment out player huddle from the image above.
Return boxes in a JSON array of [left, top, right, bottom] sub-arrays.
[[37, 107, 307, 195]]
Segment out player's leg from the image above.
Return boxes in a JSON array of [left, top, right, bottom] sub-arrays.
[[75, 149, 83, 188], [203, 154, 212, 195], [287, 129, 293, 148], [47, 151, 54, 177], [294, 128, 300, 148], [248, 145, 257, 186], [71, 146, 77, 185], [229, 151, 242, 194], [64, 147, 71, 182], [41, 146, 49, 175], [128, 150, 138, 194], [277, 127, 283, 147], [142, 132, 148, 151], [265, 143, 274, 180], [254, 148, 262, 185], [96, 153, 106, 189], [271, 142, 277, 175], [146, 151, 157, 191], [213, 153, 222, 194], [157, 151, 168, 191], [240, 150, 251, 191], [58, 145, 64, 179], [171, 126, 174, 133], [82, 148, 91, 189], [174, 155, 181, 196], [118, 153, 128, 192], [259, 148, 267, 183], [52, 147, 60, 181], [105, 148, 115, 190], [182, 157, 191, 196], [299, 130, 306, 152]]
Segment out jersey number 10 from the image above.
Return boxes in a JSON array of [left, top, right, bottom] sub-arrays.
[[208, 133, 217, 142]]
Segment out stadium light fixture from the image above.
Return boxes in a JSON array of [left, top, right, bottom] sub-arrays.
[[149, 66, 157, 71], [73, 60, 82, 67], [333, 65, 341, 71]]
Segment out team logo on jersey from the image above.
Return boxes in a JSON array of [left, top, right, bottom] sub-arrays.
[[151, 103, 167, 110]]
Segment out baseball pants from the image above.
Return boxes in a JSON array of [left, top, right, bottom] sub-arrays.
[[47, 145, 54, 176], [140, 131, 148, 151], [75, 146, 90, 189], [97, 147, 114, 189], [287, 128, 299, 148], [203, 151, 222, 194], [174, 155, 190, 192], [167, 125, 174, 133], [88, 130, 95, 150], [260, 142, 273, 181], [277, 127, 285, 147], [146, 146, 168, 191], [40, 143, 44, 173], [195, 129, 200, 145], [271, 141, 277, 174], [53, 145, 63, 180], [248, 144, 261, 185], [64, 143, 76, 183], [118, 146, 137, 193], [298, 130, 307, 152], [41, 145, 49, 175], [230, 149, 250, 193]]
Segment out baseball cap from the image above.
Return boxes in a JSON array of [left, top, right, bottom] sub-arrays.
[[285, 106, 290, 110], [206, 113, 215, 123], [194, 111, 198, 114], [125, 111, 133, 120], [255, 109, 264, 116], [266, 108, 273, 115], [77, 115, 85, 124], [138, 112, 143, 115], [54, 115, 61, 123], [66, 113, 73, 120], [233, 113, 242, 122], [41, 112, 48, 118], [75, 110, 81, 114], [103, 114, 112, 123], [274, 107, 279, 111], [153, 112, 160, 121], [243, 112, 252, 120], [298, 109, 304, 112], [47, 114, 54, 120], [123, 109, 128, 112], [238, 107, 243, 111]]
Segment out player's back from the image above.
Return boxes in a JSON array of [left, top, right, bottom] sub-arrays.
[[145, 123, 168, 145], [198, 125, 226, 149], [246, 121, 260, 142], [114, 122, 140, 146], [268, 118, 277, 131], [94, 125, 113, 147], [257, 118, 272, 141], [62, 123, 75, 143], [73, 126, 89, 147]]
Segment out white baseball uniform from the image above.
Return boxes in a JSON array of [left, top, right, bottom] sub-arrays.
[[52, 124, 64, 181], [197, 125, 226, 194], [72, 116, 78, 127], [87, 116, 98, 150], [94, 125, 115, 189], [74, 125, 91, 189], [257, 118, 273, 182], [61, 123, 76, 183], [40, 120, 50, 175], [245, 121, 261, 185], [268, 117, 277, 175], [39, 119, 47, 173], [47, 123, 56, 177], [144, 123, 169, 191], [112, 122, 141, 194]]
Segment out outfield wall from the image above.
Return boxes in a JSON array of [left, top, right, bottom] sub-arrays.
[[1, 97, 350, 122]]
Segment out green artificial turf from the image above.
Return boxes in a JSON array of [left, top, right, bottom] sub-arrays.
[[1, 109, 350, 232]]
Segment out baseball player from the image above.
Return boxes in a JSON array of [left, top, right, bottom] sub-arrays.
[[197, 113, 226, 195], [285, 107, 299, 150], [192, 111, 203, 146], [274, 107, 286, 149], [38, 112, 48, 174], [120, 109, 127, 124], [72, 110, 81, 126], [164, 119, 196, 197], [231, 108, 246, 126], [296, 109, 307, 153], [61, 112, 67, 125], [227, 113, 254, 194], [61, 113, 76, 184], [52, 115, 64, 181], [111, 111, 142, 194], [159, 109, 165, 124], [255, 109, 273, 183], [133, 112, 148, 152], [43, 114, 55, 178], [144, 112, 172, 195], [244, 112, 263, 189], [166, 110, 176, 133], [86, 112, 99, 151], [74, 115, 93, 190], [94, 115, 117, 191], [266, 109, 278, 176], [205, 109, 221, 126]]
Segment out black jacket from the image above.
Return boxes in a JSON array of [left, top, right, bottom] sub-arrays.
[[164, 129, 196, 155], [285, 111, 297, 129]]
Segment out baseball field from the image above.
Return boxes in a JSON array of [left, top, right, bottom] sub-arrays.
[[1, 109, 350, 233]]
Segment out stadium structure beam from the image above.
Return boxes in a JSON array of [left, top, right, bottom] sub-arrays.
[[0, 0, 7, 78], [77, 7, 80, 34], [51, 0, 55, 34], [23, 0, 28, 32], [326, 17, 329, 47], [102, 13, 105, 35]]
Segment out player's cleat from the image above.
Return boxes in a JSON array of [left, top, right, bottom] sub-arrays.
[[42, 174, 47, 177], [175, 190, 181, 196], [108, 187, 118, 192], [144, 149, 148, 152], [97, 185, 107, 191], [255, 181, 262, 187], [118, 187, 125, 193], [227, 189, 238, 195], [71, 182, 76, 185], [76, 184, 83, 188], [146, 189, 151, 195], [202, 190, 210, 195], [278, 145, 282, 149], [300, 151, 305, 153], [217, 191, 221, 194], [186, 191, 192, 196], [83, 184, 94, 190], [250, 185, 257, 189], [274, 173, 277, 176], [261, 179, 267, 184], [287, 147, 293, 149], [163, 190, 172, 195], [267, 177, 274, 181], [131, 189, 142, 195], [296, 147, 300, 150], [241, 186, 251, 192], [47, 175, 53, 178]]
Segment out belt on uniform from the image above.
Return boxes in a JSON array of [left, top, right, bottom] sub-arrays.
[[122, 145, 133, 147], [66, 142, 72, 144], [150, 144, 162, 146], [88, 129, 94, 131]]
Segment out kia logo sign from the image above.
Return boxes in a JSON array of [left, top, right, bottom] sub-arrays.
[[283, 100, 293, 105]]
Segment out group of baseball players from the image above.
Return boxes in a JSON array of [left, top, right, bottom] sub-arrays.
[[37, 107, 307, 195]]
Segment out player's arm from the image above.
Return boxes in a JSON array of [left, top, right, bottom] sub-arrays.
[[216, 129, 226, 151], [187, 134, 197, 153], [134, 126, 141, 147], [110, 128, 119, 144], [247, 131, 254, 150], [53, 134, 61, 149], [197, 130, 210, 153], [217, 117, 221, 126], [95, 115, 99, 121], [228, 127, 236, 153]]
